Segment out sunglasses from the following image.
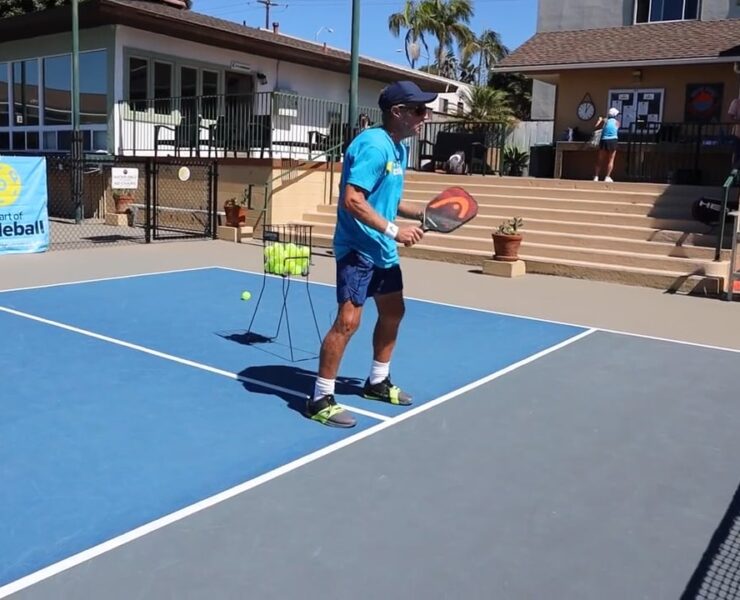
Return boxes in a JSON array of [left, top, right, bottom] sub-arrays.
[[397, 104, 429, 116]]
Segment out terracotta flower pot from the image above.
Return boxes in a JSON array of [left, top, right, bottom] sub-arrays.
[[492, 233, 523, 262], [224, 204, 246, 227]]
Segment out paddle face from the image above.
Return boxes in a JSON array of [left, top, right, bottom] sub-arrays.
[[421, 186, 478, 233]]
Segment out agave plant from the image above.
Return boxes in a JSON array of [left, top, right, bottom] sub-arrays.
[[495, 217, 524, 236]]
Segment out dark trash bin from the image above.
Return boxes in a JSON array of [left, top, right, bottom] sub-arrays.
[[529, 144, 555, 178]]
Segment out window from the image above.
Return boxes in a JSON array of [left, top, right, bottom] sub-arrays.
[[608, 88, 665, 132], [0, 63, 8, 127], [634, 0, 699, 22], [153, 61, 172, 115], [12, 59, 40, 126], [180, 66, 198, 119], [128, 57, 148, 111], [79, 50, 107, 125], [44, 55, 72, 126], [202, 70, 219, 119]]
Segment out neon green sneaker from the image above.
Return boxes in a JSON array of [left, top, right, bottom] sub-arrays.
[[362, 377, 412, 406], [305, 395, 357, 428]]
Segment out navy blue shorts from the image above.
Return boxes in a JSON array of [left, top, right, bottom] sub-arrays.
[[336, 250, 403, 306]]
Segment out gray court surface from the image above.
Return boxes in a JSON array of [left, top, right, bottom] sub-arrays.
[[10, 330, 740, 600]]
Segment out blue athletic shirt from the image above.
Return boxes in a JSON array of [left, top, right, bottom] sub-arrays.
[[333, 127, 407, 268], [602, 117, 619, 140]]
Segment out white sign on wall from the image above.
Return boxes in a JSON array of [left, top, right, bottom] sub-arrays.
[[111, 168, 139, 189]]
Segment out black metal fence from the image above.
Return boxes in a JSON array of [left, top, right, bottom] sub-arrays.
[[414, 120, 509, 175], [4, 154, 218, 251], [624, 121, 737, 185], [118, 91, 382, 161]]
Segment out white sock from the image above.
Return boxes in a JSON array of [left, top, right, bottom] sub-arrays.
[[369, 360, 390, 385], [312, 377, 335, 402]]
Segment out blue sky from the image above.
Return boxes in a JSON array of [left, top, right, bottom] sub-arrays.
[[195, 0, 537, 67]]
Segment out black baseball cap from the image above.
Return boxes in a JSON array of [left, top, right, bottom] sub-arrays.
[[378, 81, 438, 111]]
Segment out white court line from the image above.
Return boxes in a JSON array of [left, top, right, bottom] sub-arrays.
[[0, 266, 215, 294], [0, 306, 388, 423], [0, 327, 597, 599], [216, 266, 740, 355], [2, 264, 737, 354]]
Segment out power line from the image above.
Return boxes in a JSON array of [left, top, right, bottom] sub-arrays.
[[255, 0, 285, 28]]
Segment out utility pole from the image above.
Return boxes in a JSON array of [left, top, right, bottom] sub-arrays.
[[256, 0, 283, 29], [71, 0, 83, 224], [348, 0, 360, 133]]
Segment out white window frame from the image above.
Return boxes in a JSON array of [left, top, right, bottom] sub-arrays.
[[633, 0, 701, 23]]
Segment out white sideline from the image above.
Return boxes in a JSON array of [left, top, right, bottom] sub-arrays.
[[0, 328, 597, 598]]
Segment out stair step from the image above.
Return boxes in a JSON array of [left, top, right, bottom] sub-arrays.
[[404, 173, 722, 197], [402, 183, 706, 204], [302, 221, 725, 270], [298, 171, 733, 293], [306, 231, 726, 294], [315, 202, 710, 230], [301, 215, 728, 259]]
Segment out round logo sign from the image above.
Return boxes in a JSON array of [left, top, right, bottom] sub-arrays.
[[178, 166, 191, 182], [0, 163, 22, 207]]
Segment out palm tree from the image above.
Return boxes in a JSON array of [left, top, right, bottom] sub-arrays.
[[488, 72, 532, 120], [418, 0, 474, 70], [460, 85, 514, 123], [462, 29, 508, 86], [388, 0, 431, 69], [1, 0, 67, 19]]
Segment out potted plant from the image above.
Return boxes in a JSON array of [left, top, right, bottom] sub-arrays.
[[502, 147, 529, 176], [492, 217, 524, 262], [223, 196, 247, 227], [112, 190, 135, 214]]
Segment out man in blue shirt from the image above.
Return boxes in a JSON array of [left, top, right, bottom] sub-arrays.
[[307, 81, 437, 427]]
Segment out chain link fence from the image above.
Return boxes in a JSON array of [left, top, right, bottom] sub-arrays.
[[17, 155, 217, 250]]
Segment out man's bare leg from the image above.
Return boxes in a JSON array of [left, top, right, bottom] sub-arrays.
[[317, 301, 363, 379], [363, 291, 412, 405], [372, 291, 405, 363]]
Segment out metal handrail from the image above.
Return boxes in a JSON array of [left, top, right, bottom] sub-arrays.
[[250, 141, 344, 233], [715, 169, 739, 261]]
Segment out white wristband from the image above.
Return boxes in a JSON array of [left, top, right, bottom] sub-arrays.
[[384, 221, 399, 240]]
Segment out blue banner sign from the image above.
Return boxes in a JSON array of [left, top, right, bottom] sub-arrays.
[[0, 156, 50, 254]]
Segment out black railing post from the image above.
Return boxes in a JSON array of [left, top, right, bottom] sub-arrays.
[[211, 160, 219, 239], [71, 131, 84, 224], [144, 157, 152, 243]]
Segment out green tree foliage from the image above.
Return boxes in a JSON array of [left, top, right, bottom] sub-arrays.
[[460, 85, 514, 123], [0, 0, 69, 19], [488, 71, 532, 121], [0, 0, 190, 18]]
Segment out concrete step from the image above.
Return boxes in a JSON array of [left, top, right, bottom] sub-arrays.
[[302, 212, 727, 259], [302, 220, 727, 268], [308, 207, 723, 244], [315, 201, 710, 231], [404, 173, 722, 197], [402, 182, 708, 204], [306, 230, 727, 294], [401, 191, 696, 218]]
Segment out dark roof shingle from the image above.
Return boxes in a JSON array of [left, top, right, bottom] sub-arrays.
[[498, 19, 740, 70]]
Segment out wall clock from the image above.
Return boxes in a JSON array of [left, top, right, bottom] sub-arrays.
[[577, 93, 595, 121]]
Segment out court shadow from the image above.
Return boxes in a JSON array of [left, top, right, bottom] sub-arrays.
[[238, 364, 363, 417], [680, 478, 740, 598], [219, 330, 272, 345], [217, 329, 318, 362]]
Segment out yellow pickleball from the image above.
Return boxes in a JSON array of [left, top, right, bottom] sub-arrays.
[[0, 163, 22, 207]]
